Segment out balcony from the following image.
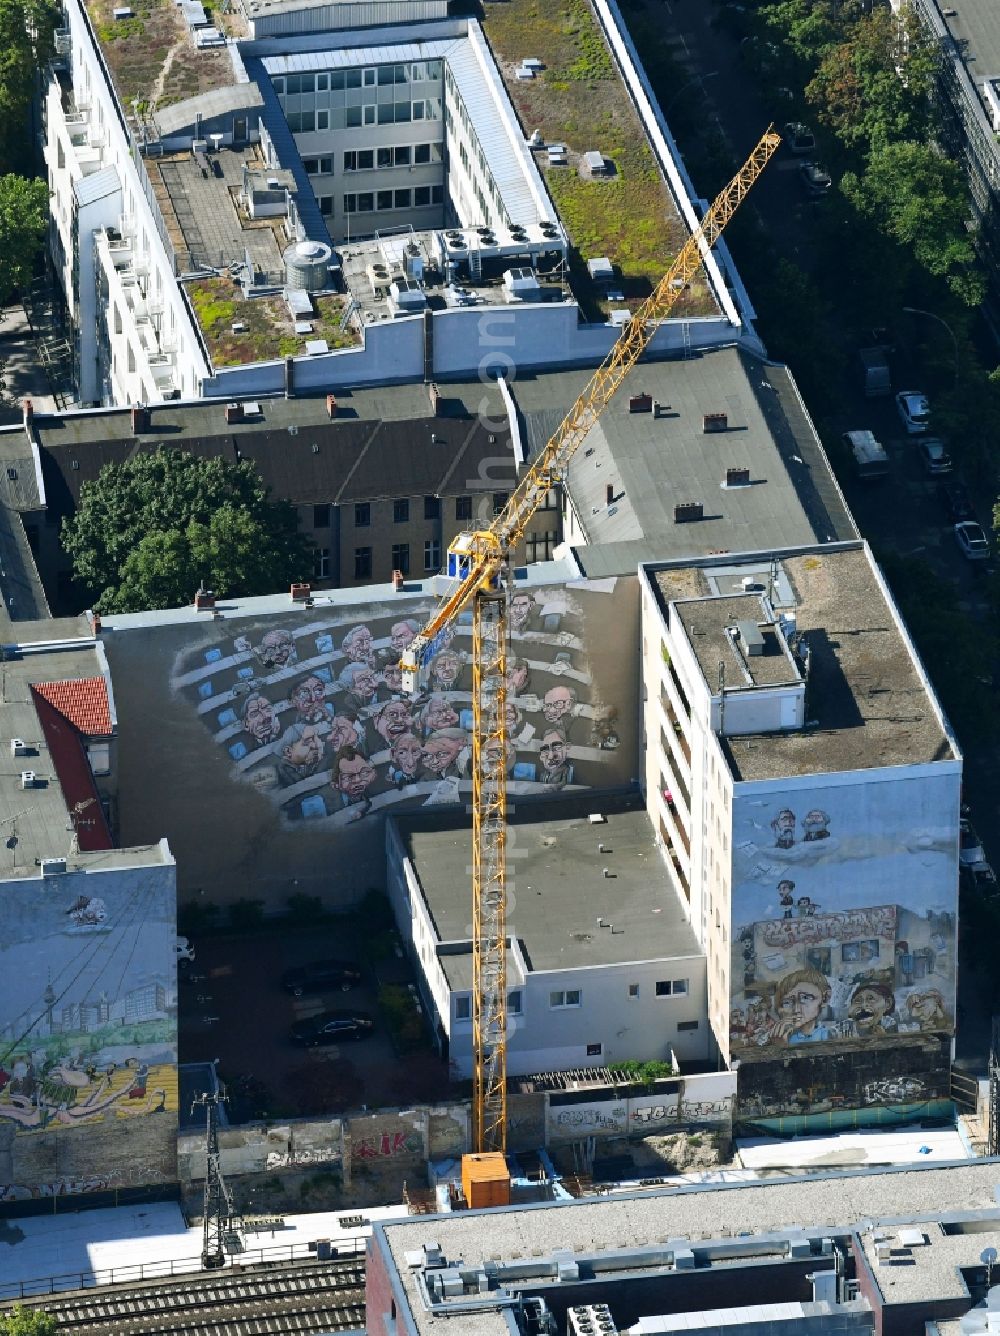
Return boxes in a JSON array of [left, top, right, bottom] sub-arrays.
[[660, 689, 691, 764]]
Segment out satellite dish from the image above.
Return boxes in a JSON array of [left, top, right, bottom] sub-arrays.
[[982, 1247, 998, 1266]]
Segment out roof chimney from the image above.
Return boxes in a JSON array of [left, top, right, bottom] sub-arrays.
[[674, 501, 703, 523], [725, 467, 750, 487], [194, 586, 216, 610], [131, 404, 150, 434], [703, 412, 728, 433], [628, 392, 652, 414], [326, 393, 338, 419], [428, 382, 441, 416], [22, 398, 33, 428], [224, 402, 245, 425], [606, 483, 615, 506]]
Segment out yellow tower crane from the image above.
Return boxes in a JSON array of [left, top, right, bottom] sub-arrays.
[[400, 126, 781, 1160]]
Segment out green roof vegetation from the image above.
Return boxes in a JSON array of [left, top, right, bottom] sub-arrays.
[[481, 0, 717, 318], [187, 276, 359, 368], [85, 0, 241, 112]]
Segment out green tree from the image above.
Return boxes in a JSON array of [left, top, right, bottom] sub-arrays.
[[0, 175, 47, 302], [805, 8, 938, 152], [62, 450, 314, 613], [0, 0, 60, 173], [0, 1306, 57, 1335], [842, 142, 985, 306]]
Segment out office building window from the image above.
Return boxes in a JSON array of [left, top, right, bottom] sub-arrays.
[[354, 502, 371, 527], [508, 990, 522, 1015], [414, 186, 431, 207], [456, 496, 473, 521], [628, 983, 640, 999], [424, 539, 440, 571], [377, 189, 394, 211], [492, 492, 508, 516], [314, 547, 330, 579], [424, 496, 440, 520], [677, 1019, 700, 1032], [455, 995, 470, 1020], [313, 504, 331, 528], [525, 530, 559, 563], [354, 546, 372, 580], [586, 1042, 603, 1057], [550, 989, 582, 1009], [391, 543, 410, 576], [393, 498, 410, 524]]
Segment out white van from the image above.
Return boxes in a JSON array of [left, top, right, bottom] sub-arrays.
[[843, 430, 889, 481]]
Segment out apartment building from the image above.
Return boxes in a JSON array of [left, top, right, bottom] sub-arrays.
[[387, 793, 709, 1077], [639, 542, 961, 1130], [43, 0, 747, 407]]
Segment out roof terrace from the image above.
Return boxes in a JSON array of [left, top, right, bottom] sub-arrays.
[[480, 0, 718, 318]]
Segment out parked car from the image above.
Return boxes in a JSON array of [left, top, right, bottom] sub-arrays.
[[783, 121, 816, 154], [941, 480, 975, 522], [798, 161, 831, 197], [955, 520, 990, 561], [859, 347, 891, 398], [280, 959, 363, 996], [916, 437, 952, 476], [290, 1010, 375, 1046], [896, 390, 930, 434], [960, 818, 986, 867]]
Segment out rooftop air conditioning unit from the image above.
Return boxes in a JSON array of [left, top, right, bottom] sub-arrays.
[[10, 738, 28, 756], [20, 770, 36, 789], [41, 857, 67, 876]]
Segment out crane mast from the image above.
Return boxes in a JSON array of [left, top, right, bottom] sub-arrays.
[[401, 127, 780, 1157]]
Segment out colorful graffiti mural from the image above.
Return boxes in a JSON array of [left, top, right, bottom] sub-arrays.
[[170, 585, 629, 828], [0, 864, 178, 1200], [729, 777, 958, 1060]]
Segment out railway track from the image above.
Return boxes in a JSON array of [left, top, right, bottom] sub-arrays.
[[3, 1258, 367, 1335]]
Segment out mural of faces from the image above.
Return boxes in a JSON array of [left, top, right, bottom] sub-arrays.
[[509, 593, 534, 633], [542, 684, 577, 727], [430, 650, 463, 691], [342, 625, 376, 666], [242, 692, 280, 746], [422, 728, 468, 778], [175, 590, 628, 829], [730, 786, 957, 1079], [389, 733, 423, 784], [332, 747, 377, 805], [257, 629, 297, 669], [539, 729, 572, 789], [374, 699, 413, 747], [290, 675, 331, 724]]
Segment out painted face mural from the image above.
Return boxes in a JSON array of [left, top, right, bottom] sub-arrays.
[[170, 584, 635, 829], [728, 781, 958, 1094]]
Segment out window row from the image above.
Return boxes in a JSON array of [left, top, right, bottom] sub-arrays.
[[353, 495, 503, 528], [274, 62, 442, 96], [343, 142, 441, 172], [352, 542, 440, 581], [455, 990, 521, 1021], [285, 101, 440, 134], [343, 184, 443, 214]]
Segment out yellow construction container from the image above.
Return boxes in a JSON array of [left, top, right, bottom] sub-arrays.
[[462, 1152, 510, 1209]]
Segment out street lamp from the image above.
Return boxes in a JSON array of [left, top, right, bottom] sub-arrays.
[[665, 71, 719, 118], [902, 305, 959, 392]]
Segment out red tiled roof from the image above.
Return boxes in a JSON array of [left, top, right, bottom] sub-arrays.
[[31, 690, 113, 852], [33, 677, 112, 737]]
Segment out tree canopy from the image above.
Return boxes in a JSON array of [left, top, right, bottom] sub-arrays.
[[0, 1306, 57, 1335], [805, 8, 938, 152], [0, 0, 60, 174], [0, 175, 48, 303], [842, 142, 985, 306], [62, 450, 315, 613]]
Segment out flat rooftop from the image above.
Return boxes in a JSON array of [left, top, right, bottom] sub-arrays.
[[398, 792, 702, 982], [936, 0, 1000, 101], [673, 592, 802, 690], [480, 0, 717, 316], [860, 1220, 1000, 1308], [651, 545, 956, 781], [380, 1161, 1000, 1336], [514, 348, 856, 574]]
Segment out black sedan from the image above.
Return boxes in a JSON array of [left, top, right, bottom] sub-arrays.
[[941, 480, 975, 523], [290, 1010, 375, 1046], [280, 959, 363, 996]]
